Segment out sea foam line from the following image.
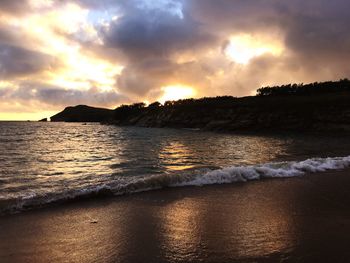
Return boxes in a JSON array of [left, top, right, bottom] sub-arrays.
[[2, 155, 350, 214], [127, 155, 350, 189], [172, 156, 350, 187]]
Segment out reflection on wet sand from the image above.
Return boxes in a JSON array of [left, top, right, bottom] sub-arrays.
[[158, 184, 297, 262], [2, 124, 350, 262], [0, 201, 131, 263], [2, 171, 350, 262], [221, 196, 297, 258], [160, 198, 204, 262]]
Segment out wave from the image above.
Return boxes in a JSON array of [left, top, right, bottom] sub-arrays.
[[1, 155, 350, 214]]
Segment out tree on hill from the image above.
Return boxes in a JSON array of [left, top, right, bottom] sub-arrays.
[[114, 102, 146, 120], [257, 79, 350, 96]]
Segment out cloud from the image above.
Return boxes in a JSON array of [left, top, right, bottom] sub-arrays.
[[189, 0, 350, 77], [100, 0, 216, 63], [87, 0, 349, 100], [1, 0, 350, 119], [0, 0, 29, 14], [0, 82, 129, 112], [35, 86, 127, 107], [0, 44, 59, 78], [282, 1, 350, 60]]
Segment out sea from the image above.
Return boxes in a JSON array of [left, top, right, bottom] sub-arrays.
[[1, 121, 350, 214]]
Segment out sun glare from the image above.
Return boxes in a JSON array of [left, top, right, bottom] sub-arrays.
[[225, 34, 284, 65], [14, 2, 123, 92], [159, 85, 196, 104]]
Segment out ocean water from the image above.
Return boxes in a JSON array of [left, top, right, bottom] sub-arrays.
[[1, 121, 350, 214]]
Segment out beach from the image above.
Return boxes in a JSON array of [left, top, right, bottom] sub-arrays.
[[1, 169, 350, 263], [1, 0, 349, 262]]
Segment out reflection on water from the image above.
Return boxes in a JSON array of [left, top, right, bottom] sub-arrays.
[[1, 122, 350, 262], [1, 121, 350, 212], [159, 141, 196, 171]]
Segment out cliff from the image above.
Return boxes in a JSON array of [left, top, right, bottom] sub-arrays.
[[112, 93, 350, 133]]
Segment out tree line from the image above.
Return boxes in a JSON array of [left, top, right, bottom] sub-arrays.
[[113, 78, 350, 120], [113, 96, 237, 120], [257, 79, 350, 96]]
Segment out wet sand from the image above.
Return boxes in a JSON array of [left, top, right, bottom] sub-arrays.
[[1, 170, 350, 263]]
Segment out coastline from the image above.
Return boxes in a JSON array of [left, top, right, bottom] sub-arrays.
[[1, 169, 350, 262], [49, 90, 350, 134]]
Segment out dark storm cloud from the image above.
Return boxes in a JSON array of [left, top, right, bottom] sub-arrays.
[[280, 0, 350, 79], [282, 1, 350, 56], [188, 0, 281, 32], [0, 44, 58, 78], [101, 1, 216, 62]]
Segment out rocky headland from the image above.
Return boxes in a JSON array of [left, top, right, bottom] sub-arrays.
[[49, 79, 350, 133], [50, 105, 114, 122]]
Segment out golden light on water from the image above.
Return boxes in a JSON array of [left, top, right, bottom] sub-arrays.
[[159, 85, 196, 104], [225, 34, 284, 65], [158, 141, 195, 171]]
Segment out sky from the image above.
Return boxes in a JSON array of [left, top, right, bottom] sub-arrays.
[[0, 0, 349, 120]]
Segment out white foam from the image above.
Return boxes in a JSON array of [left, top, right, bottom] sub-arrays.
[[2, 155, 350, 214], [173, 156, 350, 187]]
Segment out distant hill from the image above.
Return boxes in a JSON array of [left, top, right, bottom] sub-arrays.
[[50, 105, 114, 122]]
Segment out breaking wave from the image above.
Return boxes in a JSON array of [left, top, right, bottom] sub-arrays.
[[2, 155, 350, 214]]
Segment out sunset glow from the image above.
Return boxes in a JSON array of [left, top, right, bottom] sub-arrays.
[[159, 85, 196, 103], [225, 34, 284, 64], [0, 0, 348, 120], [1, 2, 349, 262]]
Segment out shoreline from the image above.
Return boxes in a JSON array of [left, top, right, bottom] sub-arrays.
[[1, 169, 350, 262], [2, 153, 350, 216], [50, 89, 350, 134]]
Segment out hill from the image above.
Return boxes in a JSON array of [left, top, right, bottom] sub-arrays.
[[50, 79, 350, 133], [50, 105, 114, 122]]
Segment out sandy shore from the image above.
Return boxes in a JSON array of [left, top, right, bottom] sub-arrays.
[[1, 170, 350, 263]]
